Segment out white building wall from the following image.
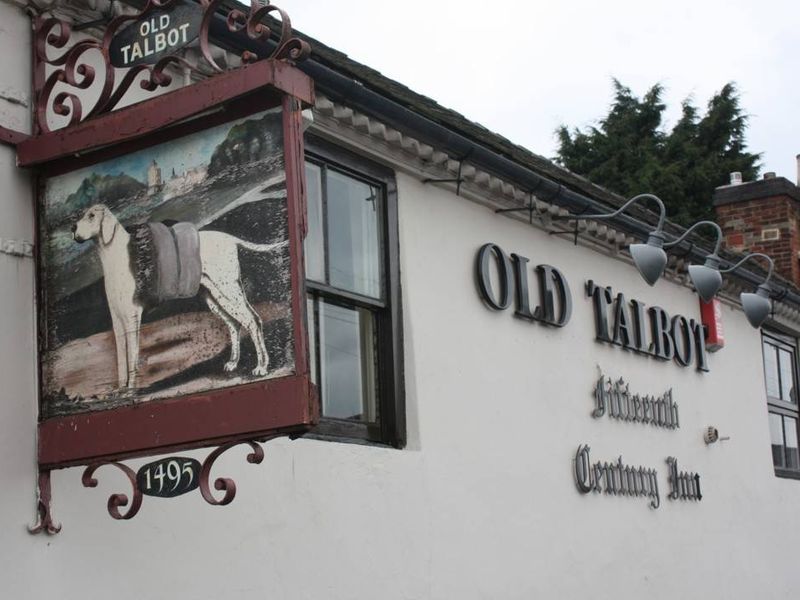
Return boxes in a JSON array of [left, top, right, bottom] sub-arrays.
[[1, 3, 799, 598]]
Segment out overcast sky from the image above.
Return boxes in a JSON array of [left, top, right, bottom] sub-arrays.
[[274, 0, 799, 185]]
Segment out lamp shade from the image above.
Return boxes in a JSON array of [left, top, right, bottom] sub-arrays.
[[629, 232, 667, 286], [688, 263, 723, 303], [740, 284, 772, 328]]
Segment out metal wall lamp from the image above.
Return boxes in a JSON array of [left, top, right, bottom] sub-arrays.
[[554, 193, 777, 327], [719, 253, 775, 328], [663, 221, 724, 303], [554, 193, 668, 286]]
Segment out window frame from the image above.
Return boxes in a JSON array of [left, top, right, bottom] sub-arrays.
[[303, 134, 405, 448], [762, 328, 800, 479]]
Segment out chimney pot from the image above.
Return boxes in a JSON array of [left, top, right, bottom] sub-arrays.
[[730, 172, 743, 185], [796, 154, 800, 186], [764, 172, 776, 180]]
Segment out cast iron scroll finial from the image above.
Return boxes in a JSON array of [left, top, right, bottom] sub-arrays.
[[199, 440, 266, 506], [28, 470, 62, 535], [199, 0, 311, 72], [82, 461, 144, 520]]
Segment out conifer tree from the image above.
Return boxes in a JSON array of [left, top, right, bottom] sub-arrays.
[[556, 81, 760, 226]]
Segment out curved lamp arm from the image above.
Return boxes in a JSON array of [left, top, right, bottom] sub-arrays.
[[720, 252, 775, 284], [663, 220, 723, 256], [556, 193, 667, 232]]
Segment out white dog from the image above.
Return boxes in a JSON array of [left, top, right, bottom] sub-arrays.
[[72, 204, 286, 390]]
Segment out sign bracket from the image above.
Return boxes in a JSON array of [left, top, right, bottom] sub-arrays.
[[29, 438, 277, 533]]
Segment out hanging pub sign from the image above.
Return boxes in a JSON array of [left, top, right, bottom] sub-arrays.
[[21, 0, 316, 530], [36, 103, 314, 455]]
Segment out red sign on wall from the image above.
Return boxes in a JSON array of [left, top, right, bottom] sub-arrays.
[[700, 298, 725, 352]]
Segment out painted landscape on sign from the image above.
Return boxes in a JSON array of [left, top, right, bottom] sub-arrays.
[[39, 108, 295, 417]]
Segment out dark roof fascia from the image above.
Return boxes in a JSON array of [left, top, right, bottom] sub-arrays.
[[714, 177, 800, 207]]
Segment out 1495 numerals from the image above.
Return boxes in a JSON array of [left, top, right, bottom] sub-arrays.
[[136, 457, 201, 498]]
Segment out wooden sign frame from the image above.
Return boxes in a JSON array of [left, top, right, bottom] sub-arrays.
[[27, 60, 317, 471]]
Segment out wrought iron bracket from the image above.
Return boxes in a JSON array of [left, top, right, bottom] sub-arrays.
[[548, 205, 590, 246], [495, 202, 535, 221], [30, 0, 310, 135], [28, 470, 61, 535], [29, 438, 272, 532], [495, 192, 537, 224]]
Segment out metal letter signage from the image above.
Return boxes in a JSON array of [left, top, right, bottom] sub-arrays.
[[593, 375, 679, 429], [109, 3, 201, 67], [473, 248, 710, 371], [586, 280, 709, 371], [574, 445, 661, 509], [476, 243, 572, 327], [666, 457, 703, 501]]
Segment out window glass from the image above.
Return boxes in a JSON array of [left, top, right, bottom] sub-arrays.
[[304, 163, 325, 283], [326, 170, 382, 299], [764, 333, 800, 476], [779, 348, 796, 403], [307, 296, 317, 385], [763, 341, 780, 399], [318, 300, 377, 422], [784, 416, 800, 470], [770, 412, 785, 468], [303, 143, 403, 447]]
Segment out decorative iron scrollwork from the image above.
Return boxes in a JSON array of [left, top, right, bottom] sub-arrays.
[[199, 0, 311, 72], [78, 440, 267, 521], [82, 461, 144, 520], [199, 440, 266, 506], [32, 0, 310, 134]]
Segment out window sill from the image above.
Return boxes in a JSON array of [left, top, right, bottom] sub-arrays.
[[774, 467, 800, 480], [300, 431, 399, 450]]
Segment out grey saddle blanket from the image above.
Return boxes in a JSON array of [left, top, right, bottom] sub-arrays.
[[129, 222, 202, 304]]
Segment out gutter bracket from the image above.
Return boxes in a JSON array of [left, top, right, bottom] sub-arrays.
[[422, 150, 471, 196], [548, 205, 590, 246]]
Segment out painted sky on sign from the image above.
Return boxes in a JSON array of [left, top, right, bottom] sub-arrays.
[[44, 106, 279, 208], [267, 0, 800, 185], [46, 124, 227, 207]]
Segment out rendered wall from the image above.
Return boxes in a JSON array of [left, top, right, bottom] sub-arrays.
[[2, 4, 799, 598]]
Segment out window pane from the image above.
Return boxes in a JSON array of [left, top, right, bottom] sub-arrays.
[[763, 341, 780, 399], [319, 301, 377, 422], [779, 349, 796, 403], [770, 412, 785, 468], [784, 416, 799, 470], [326, 170, 381, 298], [304, 162, 325, 283], [307, 296, 317, 386]]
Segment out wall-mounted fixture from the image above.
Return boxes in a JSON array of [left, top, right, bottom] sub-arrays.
[[555, 192, 778, 329], [555, 193, 668, 286], [663, 221, 724, 302], [704, 426, 731, 444], [720, 253, 775, 328]]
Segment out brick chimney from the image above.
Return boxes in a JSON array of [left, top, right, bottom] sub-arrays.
[[714, 165, 800, 286]]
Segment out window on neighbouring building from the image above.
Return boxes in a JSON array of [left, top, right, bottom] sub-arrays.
[[303, 136, 404, 447], [762, 331, 800, 476]]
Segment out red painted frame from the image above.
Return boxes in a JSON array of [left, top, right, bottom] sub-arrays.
[[29, 61, 318, 470]]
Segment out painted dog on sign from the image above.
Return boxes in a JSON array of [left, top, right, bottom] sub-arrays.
[[72, 204, 285, 390]]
